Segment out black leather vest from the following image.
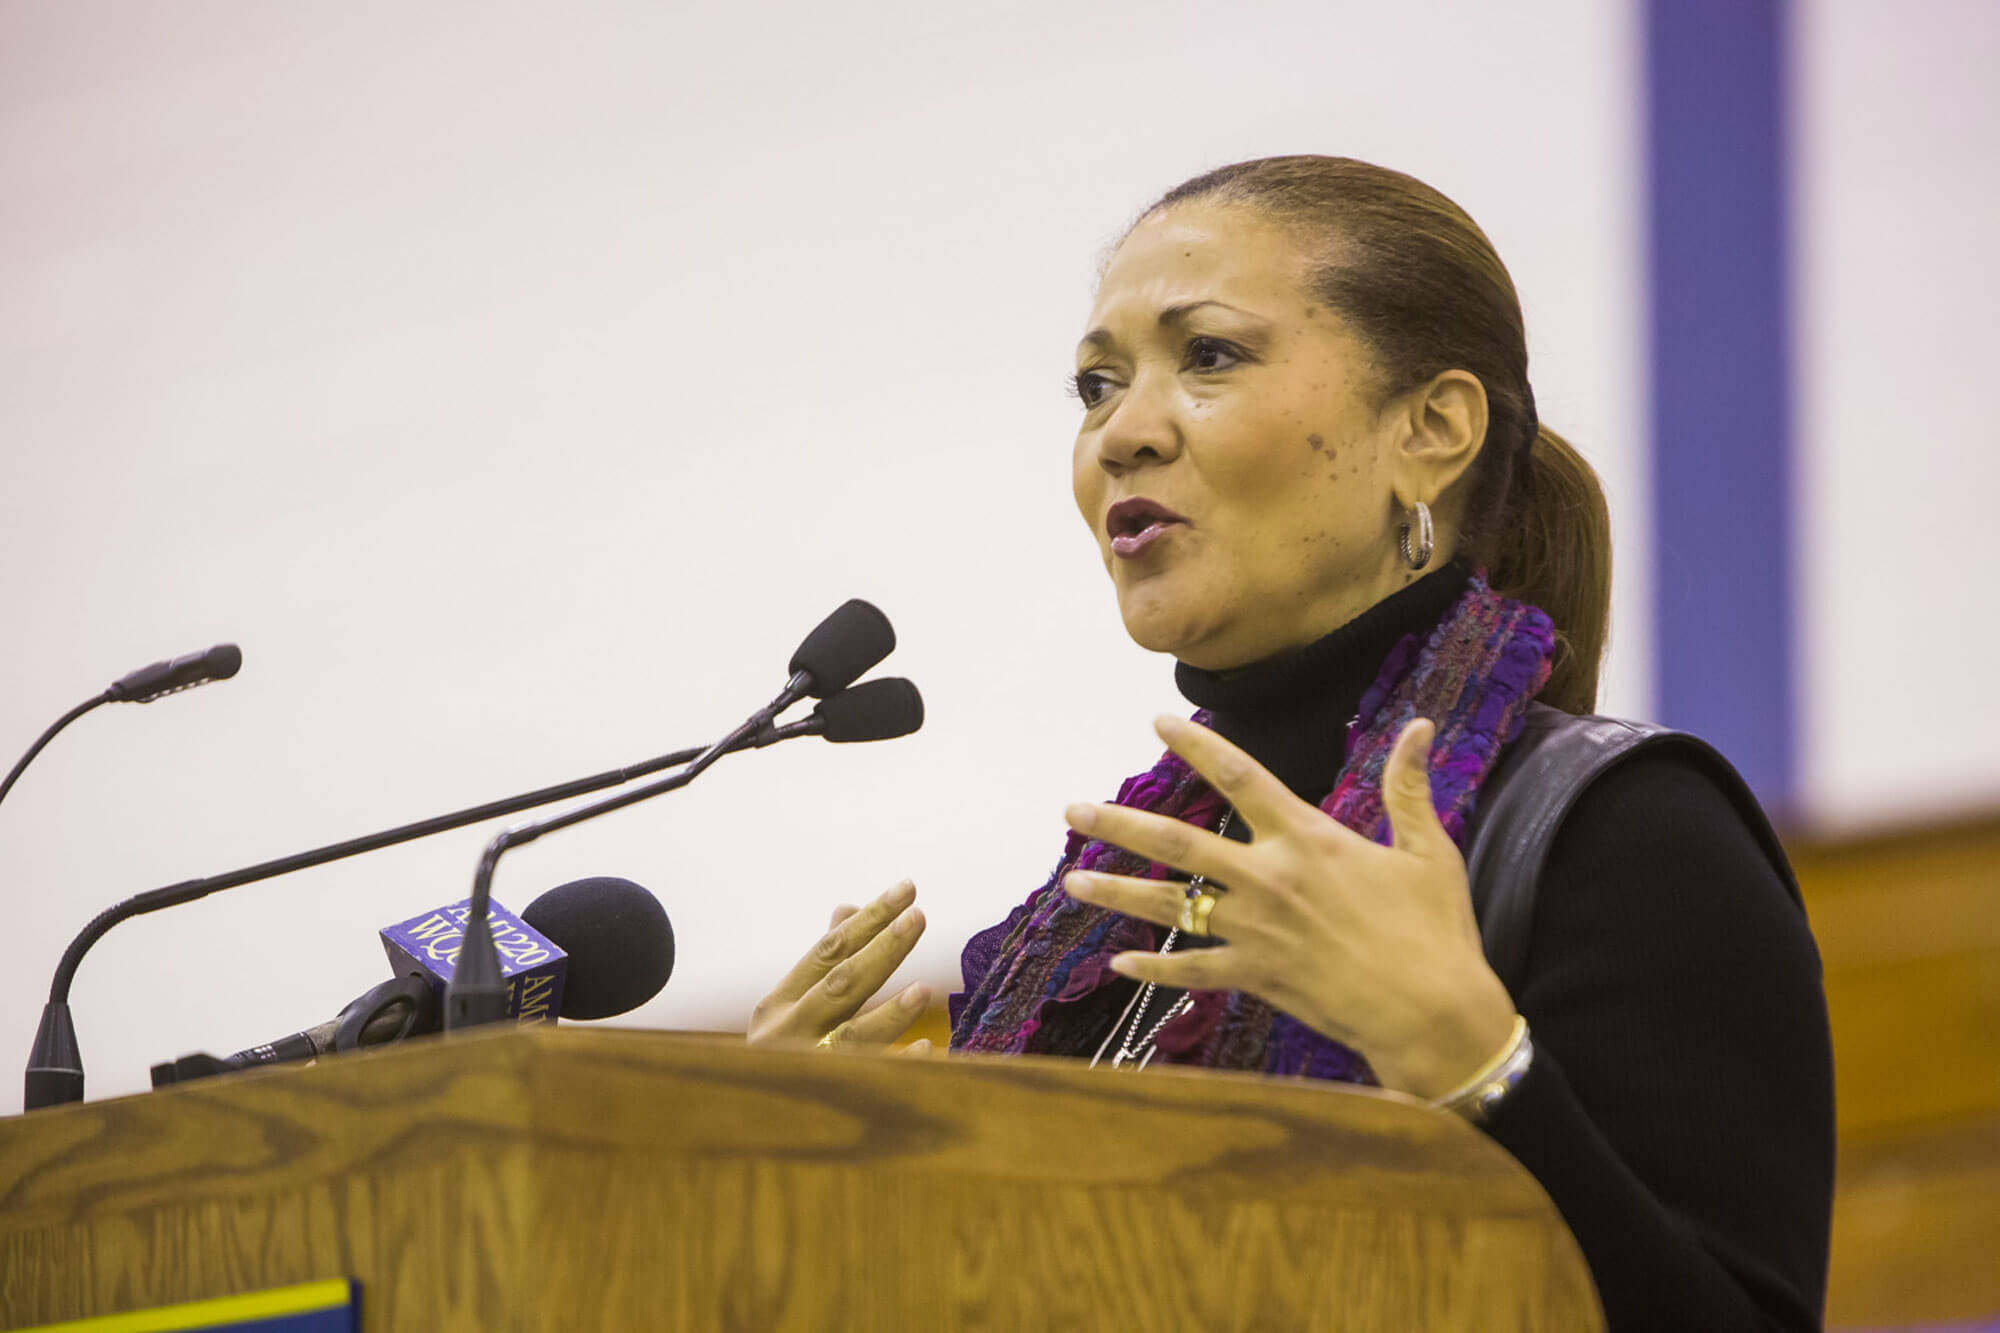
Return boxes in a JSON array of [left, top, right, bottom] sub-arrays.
[[1462, 703, 1801, 992]]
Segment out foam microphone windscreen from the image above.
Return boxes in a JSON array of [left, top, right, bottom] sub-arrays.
[[788, 599, 895, 697], [816, 677, 924, 742], [521, 877, 674, 1020]]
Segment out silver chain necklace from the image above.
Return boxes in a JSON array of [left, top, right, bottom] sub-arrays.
[[1090, 809, 1233, 1071]]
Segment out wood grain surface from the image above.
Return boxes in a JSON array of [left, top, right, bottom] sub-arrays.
[[1790, 810, 2000, 1326], [1827, 1113, 2000, 1327], [1793, 810, 2000, 1139], [0, 1027, 1602, 1331]]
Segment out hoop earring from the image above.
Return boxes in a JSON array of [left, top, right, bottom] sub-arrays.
[[1399, 501, 1434, 570]]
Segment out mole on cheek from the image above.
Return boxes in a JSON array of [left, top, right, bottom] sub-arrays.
[[1307, 433, 1325, 453]]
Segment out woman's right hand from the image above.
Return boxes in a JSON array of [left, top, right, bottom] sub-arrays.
[[746, 879, 933, 1050]]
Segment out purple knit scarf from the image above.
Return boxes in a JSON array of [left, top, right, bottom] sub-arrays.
[[948, 573, 1556, 1080]]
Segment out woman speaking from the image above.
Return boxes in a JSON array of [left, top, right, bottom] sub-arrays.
[[747, 156, 1834, 1332]]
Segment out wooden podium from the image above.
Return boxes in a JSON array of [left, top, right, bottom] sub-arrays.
[[0, 1027, 1600, 1330]]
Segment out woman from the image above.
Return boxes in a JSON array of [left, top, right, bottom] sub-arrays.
[[747, 156, 1834, 1331]]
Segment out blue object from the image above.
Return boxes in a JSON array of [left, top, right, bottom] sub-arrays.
[[1645, 0, 1796, 805]]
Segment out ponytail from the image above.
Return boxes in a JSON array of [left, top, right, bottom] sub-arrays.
[[1484, 425, 1611, 714]]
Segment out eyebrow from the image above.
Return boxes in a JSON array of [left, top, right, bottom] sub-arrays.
[[1077, 299, 1267, 354]]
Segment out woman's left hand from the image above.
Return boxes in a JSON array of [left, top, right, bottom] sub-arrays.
[[1061, 713, 1515, 1099]]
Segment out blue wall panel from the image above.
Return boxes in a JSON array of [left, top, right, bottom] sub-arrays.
[[1646, 0, 1795, 802]]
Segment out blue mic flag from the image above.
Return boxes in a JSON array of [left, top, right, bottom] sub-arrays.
[[380, 897, 566, 1024]]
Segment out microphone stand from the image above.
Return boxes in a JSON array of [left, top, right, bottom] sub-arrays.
[[448, 673, 816, 1029], [0, 695, 111, 812], [24, 721, 804, 1110]]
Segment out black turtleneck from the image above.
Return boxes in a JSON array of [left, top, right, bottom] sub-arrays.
[[1175, 561, 1471, 806], [1072, 563, 1834, 1333]]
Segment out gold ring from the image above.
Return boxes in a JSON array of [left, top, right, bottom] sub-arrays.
[[1184, 887, 1220, 938]]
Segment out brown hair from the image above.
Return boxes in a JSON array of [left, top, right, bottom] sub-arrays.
[[1141, 156, 1612, 714]]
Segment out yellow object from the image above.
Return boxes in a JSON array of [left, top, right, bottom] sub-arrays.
[[1434, 1014, 1531, 1110], [15, 1279, 352, 1332], [1185, 887, 1220, 936]]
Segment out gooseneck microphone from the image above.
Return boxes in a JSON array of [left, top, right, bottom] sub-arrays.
[[0, 643, 242, 815], [11, 644, 242, 1112], [24, 632, 912, 1111], [445, 599, 910, 1031]]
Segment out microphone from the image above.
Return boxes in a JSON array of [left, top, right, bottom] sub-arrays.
[[1, 642, 243, 815], [782, 599, 896, 707], [380, 893, 568, 1023], [27, 678, 842, 1111], [521, 876, 674, 1019], [150, 877, 674, 1085], [151, 974, 440, 1086], [11, 643, 243, 1111], [107, 643, 243, 703], [446, 599, 908, 1030], [763, 677, 925, 746]]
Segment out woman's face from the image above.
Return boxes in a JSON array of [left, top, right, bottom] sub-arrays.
[[1071, 201, 1419, 671]]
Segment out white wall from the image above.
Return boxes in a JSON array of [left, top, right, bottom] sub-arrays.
[[1793, 0, 2000, 826], [0, 0, 1647, 1111]]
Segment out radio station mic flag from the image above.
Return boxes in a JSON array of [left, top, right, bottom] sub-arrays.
[[381, 897, 566, 1024]]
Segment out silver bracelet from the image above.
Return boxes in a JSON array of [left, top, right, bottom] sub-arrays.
[[1432, 1015, 1534, 1125]]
